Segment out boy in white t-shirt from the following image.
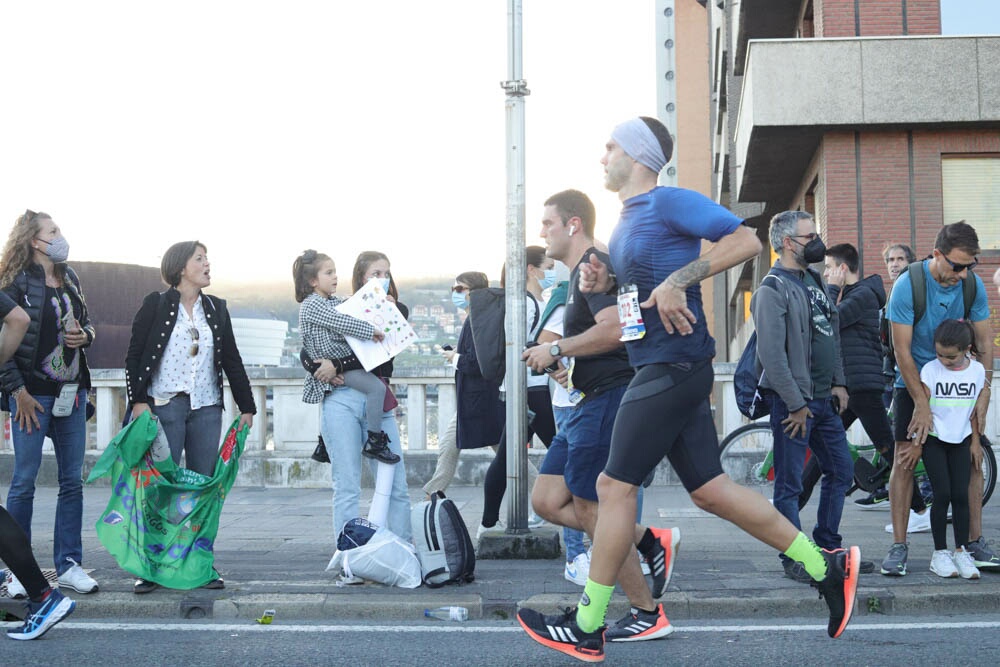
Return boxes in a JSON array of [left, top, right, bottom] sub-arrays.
[[919, 319, 985, 579]]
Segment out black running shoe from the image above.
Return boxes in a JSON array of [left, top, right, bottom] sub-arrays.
[[517, 606, 605, 663], [813, 546, 860, 638], [641, 526, 680, 598], [605, 604, 673, 642]]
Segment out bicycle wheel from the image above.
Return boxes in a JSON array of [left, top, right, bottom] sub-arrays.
[[719, 423, 774, 493], [980, 438, 996, 507]]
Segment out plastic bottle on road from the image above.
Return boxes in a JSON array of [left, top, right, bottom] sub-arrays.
[[424, 606, 468, 622]]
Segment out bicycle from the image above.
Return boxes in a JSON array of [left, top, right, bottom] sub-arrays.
[[718, 421, 996, 510]]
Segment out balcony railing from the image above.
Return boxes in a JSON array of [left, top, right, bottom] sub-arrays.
[[5, 364, 1000, 487]]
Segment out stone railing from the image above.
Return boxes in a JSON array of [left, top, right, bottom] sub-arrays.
[[4, 364, 1000, 488]]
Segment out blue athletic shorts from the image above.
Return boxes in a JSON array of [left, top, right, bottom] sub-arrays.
[[539, 384, 627, 501]]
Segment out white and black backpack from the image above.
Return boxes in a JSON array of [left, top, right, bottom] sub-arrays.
[[410, 492, 475, 587]]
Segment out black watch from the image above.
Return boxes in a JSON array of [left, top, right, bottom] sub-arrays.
[[549, 343, 562, 358]]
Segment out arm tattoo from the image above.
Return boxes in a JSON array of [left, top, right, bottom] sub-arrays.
[[666, 259, 710, 290]]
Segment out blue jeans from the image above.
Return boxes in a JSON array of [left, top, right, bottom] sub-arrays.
[[765, 394, 852, 556], [150, 395, 223, 476], [7, 388, 88, 575], [551, 406, 643, 561], [323, 387, 412, 542]]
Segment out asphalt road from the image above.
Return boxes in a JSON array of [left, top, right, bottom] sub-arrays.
[[4, 614, 999, 666]]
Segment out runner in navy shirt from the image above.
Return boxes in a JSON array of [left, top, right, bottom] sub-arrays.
[[517, 117, 862, 661]]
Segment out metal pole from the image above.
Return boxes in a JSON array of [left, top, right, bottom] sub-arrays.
[[502, 0, 529, 533], [655, 0, 678, 186]]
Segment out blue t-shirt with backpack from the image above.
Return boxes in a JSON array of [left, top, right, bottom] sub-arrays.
[[887, 260, 989, 389]]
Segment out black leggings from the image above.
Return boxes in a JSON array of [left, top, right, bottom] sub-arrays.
[[922, 435, 972, 551], [0, 506, 50, 602], [481, 387, 556, 527]]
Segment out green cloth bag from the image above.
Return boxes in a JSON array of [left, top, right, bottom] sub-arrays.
[[87, 412, 248, 589]]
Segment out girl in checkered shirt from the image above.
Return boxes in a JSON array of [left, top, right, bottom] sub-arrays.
[[294, 250, 399, 464]]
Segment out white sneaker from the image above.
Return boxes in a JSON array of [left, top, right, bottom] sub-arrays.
[[4, 570, 27, 599], [639, 550, 651, 576], [884, 509, 932, 534], [953, 547, 981, 580], [476, 521, 504, 541], [930, 549, 959, 578], [527, 513, 547, 528], [337, 573, 364, 585], [564, 551, 591, 586], [57, 561, 99, 594]]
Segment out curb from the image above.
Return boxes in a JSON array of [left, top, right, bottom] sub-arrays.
[[11, 583, 998, 623]]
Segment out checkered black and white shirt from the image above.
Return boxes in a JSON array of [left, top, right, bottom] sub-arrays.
[[299, 292, 375, 404]]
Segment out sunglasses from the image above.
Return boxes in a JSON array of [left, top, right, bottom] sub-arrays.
[[189, 327, 200, 357], [451, 285, 469, 293], [942, 254, 978, 273]]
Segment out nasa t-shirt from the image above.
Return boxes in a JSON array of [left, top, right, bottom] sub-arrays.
[[920, 357, 985, 444]]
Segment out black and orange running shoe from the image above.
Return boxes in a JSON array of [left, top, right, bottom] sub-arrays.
[[517, 606, 605, 663], [605, 603, 674, 642], [643, 526, 681, 598], [814, 545, 861, 638]]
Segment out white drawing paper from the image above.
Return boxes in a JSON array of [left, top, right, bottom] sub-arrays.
[[335, 280, 416, 371]]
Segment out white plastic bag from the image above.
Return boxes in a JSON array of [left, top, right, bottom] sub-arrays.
[[326, 526, 421, 589]]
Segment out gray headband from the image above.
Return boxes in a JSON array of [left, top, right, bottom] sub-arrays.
[[611, 118, 667, 174]]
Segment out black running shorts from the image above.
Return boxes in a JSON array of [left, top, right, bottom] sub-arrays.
[[604, 360, 723, 492]]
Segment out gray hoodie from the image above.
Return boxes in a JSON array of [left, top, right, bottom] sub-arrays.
[[750, 262, 847, 413]]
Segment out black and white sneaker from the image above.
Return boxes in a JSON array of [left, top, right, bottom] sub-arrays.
[[605, 604, 673, 642], [517, 606, 605, 663], [853, 487, 889, 510]]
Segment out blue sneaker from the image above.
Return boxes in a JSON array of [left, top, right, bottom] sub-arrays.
[[6, 589, 76, 640]]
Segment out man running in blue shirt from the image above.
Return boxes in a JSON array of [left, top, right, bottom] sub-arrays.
[[517, 117, 861, 662]]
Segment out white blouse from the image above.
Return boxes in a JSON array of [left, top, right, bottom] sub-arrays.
[[149, 297, 219, 409]]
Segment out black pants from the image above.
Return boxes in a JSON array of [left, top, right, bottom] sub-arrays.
[[481, 387, 556, 527], [842, 390, 895, 455], [922, 435, 973, 551], [0, 505, 50, 602]]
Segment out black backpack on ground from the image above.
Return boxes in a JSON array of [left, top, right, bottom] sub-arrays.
[[410, 492, 476, 587]]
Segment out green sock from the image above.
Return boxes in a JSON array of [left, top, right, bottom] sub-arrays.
[[576, 579, 615, 633], [784, 532, 828, 581]]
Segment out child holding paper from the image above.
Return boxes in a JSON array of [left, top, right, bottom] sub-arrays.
[[294, 250, 398, 464]]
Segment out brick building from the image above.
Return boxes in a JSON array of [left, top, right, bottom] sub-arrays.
[[705, 0, 1000, 358]]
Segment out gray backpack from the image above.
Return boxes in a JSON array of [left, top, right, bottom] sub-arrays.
[[410, 492, 476, 587]]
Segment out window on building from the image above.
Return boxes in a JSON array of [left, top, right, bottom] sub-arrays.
[[942, 155, 1000, 251]]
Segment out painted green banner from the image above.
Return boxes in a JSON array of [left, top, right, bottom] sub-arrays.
[[87, 412, 247, 589]]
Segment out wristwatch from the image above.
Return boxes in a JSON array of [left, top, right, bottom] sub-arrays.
[[549, 343, 562, 358]]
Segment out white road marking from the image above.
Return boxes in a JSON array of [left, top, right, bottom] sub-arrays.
[[4, 620, 1000, 634]]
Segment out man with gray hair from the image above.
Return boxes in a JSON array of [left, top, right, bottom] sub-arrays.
[[751, 211, 860, 584]]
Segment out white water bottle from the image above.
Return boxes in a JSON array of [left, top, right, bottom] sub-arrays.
[[424, 606, 468, 622]]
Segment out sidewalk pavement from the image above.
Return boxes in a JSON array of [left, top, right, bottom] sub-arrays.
[[2, 483, 999, 623]]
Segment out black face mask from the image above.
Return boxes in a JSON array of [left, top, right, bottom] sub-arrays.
[[792, 237, 826, 265]]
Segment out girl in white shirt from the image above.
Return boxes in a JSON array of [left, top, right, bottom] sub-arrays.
[[919, 319, 985, 579]]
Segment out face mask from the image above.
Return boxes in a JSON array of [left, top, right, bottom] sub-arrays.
[[792, 236, 826, 265], [539, 269, 556, 290], [451, 292, 468, 310], [370, 276, 391, 293], [38, 236, 70, 263]]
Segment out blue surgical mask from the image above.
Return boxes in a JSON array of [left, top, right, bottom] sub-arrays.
[[370, 276, 391, 293], [539, 269, 556, 290], [451, 292, 469, 310]]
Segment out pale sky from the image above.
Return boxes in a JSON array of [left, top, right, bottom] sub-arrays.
[[1, 1, 994, 285]]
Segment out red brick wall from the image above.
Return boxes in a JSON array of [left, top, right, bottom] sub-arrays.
[[812, 128, 1000, 352], [816, 0, 940, 38]]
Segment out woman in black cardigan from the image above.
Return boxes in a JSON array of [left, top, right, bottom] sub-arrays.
[[124, 240, 256, 593]]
